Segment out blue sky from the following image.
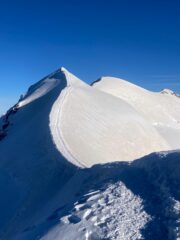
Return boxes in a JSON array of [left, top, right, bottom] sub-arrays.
[[0, 0, 180, 114]]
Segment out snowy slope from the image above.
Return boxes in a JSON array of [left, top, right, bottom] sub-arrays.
[[93, 77, 180, 149], [10, 68, 180, 169], [49, 69, 173, 167], [0, 69, 76, 239], [0, 68, 179, 239], [15, 151, 180, 240]]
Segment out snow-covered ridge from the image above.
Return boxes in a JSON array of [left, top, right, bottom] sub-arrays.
[[93, 76, 180, 147], [2, 67, 179, 168], [93, 76, 180, 122], [17, 69, 65, 108], [0, 67, 180, 239], [49, 69, 180, 167], [19, 151, 180, 240]]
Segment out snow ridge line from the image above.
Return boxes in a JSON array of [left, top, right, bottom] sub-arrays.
[[49, 69, 86, 168]]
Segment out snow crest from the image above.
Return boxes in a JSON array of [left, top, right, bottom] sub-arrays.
[[49, 69, 174, 168], [42, 182, 150, 240], [0, 68, 180, 240]]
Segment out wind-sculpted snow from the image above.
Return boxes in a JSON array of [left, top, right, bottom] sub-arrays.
[[1, 68, 179, 168], [93, 76, 180, 149], [49, 69, 172, 167], [14, 151, 180, 240], [18, 70, 63, 107], [0, 67, 180, 239], [0, 69, 76, 239], [42, 181, 150, 240]]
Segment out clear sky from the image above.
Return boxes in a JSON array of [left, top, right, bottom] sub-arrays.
[[0, 0, 180, 114]]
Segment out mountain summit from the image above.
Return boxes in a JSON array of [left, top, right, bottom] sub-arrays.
[[0, 68, 180, 239]]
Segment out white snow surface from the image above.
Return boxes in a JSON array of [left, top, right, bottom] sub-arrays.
[[14, 151, 180, 240], [49, 69, 179, 167], [0, 68, 180, 239], [18, 78, 59, 108], [42, 181, 150, 240], [93, 77, 180, 149], [15, 68, 180, 168]]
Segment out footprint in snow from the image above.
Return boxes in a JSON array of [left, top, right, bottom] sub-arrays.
[[68, 214, 81, 224]]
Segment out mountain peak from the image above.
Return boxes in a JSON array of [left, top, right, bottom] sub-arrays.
[[60, 66, 68, 72], [0, 68, 180, 239], [161, 88, 180, 97]]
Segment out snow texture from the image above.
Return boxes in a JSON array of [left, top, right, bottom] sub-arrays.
[[0, 68, 179, 239]]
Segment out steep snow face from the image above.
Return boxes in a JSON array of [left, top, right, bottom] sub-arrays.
[[0, 68, 180, 239], [2, 69, 177, 170], [0, 69, 76, 239], [18, 70, 64, 107], [1, 69, 178, 170], [49, 70, 170, 167], [93, 77, 180, 149]]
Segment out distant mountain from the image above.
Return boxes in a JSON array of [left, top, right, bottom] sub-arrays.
[[0, 68, 179, 239]]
